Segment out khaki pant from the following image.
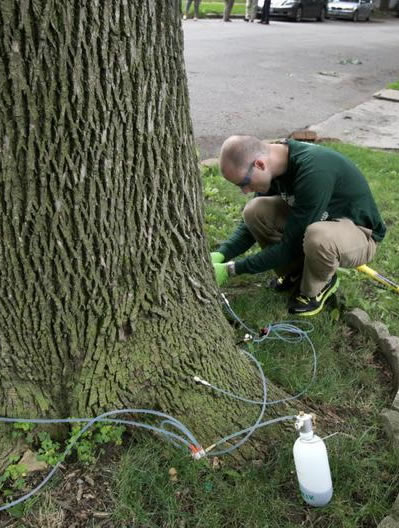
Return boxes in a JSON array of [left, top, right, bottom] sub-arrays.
[[243, 196, 377, 297], [246, 0, 258, 20]]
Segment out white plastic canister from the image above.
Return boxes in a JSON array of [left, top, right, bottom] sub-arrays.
[[293, 414, 333, 507]]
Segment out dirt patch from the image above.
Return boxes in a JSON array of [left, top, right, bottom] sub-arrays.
[[0, 447, 123, 528]]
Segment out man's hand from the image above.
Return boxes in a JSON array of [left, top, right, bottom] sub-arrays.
[[213, 263, 229, 286], [210, 252, 225, 264]]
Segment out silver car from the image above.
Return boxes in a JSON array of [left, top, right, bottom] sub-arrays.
[[327, 0, 372, 20]]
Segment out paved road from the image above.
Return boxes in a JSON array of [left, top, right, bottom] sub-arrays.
[[183, 18, 399, 158]]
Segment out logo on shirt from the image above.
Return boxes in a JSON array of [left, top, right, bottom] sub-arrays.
[[281, 193, 295, 206], [320, 211, 329, 221]]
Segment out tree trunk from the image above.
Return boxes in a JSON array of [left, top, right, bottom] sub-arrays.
[[378, 0, 390, 9], [0, 1, 297, 451]]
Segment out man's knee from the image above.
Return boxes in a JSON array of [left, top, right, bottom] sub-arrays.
[[303, 222, 335, 257], [243, 196, 286, 225], [243, 198, 260, 225]]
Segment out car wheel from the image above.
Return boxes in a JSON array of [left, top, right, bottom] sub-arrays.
[[317, 7, 326, 20], [295, 6, 303, 21], [352, 10, 359, 21]]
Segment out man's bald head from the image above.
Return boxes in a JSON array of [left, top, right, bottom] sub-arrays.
[[219, 135, 269, 181]]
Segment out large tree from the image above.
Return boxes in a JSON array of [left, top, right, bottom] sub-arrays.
[[0, 1, 293, 456]]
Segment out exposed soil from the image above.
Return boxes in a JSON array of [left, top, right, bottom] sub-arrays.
[[0, 447, 123, 528]]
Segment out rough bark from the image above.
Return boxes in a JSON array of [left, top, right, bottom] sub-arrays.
[[0, 1, 297, 452], [379, 0, 390, 9]]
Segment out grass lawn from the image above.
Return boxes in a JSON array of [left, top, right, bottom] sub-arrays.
[[2, 144, 399, 527], [387, 80, 399, 90], [182, 0, 246, 16]]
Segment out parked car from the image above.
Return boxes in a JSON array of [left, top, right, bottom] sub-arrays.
[[326, 0, 372, 20], [257, 0, 327, 21]]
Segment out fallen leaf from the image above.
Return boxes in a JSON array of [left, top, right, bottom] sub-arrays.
[[65, 470, 80, 479], [212, 457, 221, 469], [76, 482, 83, 502], [19, 450, 48, 473], [83, 493, 95, 500], [93, 512, 110, 519], [169, 467, 178, 482], [84, 475, 95, 486]]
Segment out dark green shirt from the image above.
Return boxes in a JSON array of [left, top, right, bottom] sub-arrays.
[[218, 140, 386, 275]]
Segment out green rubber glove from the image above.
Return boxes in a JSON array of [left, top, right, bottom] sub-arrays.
[[210, 252, 225, 264], [213, 263, 229, 286]]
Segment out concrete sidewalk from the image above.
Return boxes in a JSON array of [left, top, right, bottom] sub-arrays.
[[309, 89, 399, 151]]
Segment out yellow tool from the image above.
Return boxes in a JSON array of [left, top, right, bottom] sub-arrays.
[[356, 264, 399, 295]]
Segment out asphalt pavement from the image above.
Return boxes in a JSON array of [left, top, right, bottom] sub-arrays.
[[183, 17, 399, 157]]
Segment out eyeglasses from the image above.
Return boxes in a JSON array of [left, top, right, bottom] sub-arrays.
[[237, 162, 254, 189]]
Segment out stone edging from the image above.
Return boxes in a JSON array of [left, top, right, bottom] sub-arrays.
[[344, 309, 399, 528]]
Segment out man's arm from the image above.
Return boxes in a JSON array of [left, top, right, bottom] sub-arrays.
[[216, 221, 256, 262]]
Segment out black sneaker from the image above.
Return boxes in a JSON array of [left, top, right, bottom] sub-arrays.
[[288, 275, 340, 316], [269, 270, 302, 292]]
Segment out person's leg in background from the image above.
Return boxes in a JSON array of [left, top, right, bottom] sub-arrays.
[[245, 0, 257, 21], [250, 0, 257, 21], [194, 0, 201, 20], [245, 0, 251, 20], [184, 0, 193, 20], [259, 0, 271, 23], [224, 0, 235, 21]]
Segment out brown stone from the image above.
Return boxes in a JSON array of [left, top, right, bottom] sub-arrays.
[[288, 130, 318, 142]]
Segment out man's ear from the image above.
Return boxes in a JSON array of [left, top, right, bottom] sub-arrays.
[[254, 158, 266, 170]]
